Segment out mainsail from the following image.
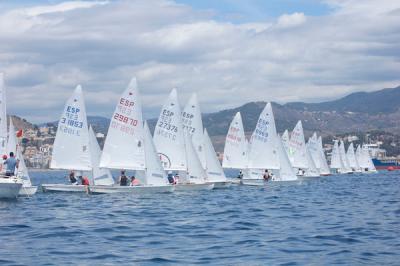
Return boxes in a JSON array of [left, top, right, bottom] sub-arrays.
[[222, 112, 248, 169], [50, 85, 91, 171], [330, 140, 345, 172], [288, 121, 308, 169], [100, 78, 145, 170], [153, 89, 186, 171], [247, 102, 279, 169], [182, 93, 206, 168], [0, 73, 7, 156], [346, 142, 360, 171], [339, 141, 352, 172]]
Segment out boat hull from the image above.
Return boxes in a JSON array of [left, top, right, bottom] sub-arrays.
[[207, 181, 231, 189], [298, 175, 320, 181], [89, 185, 175, 194], [42, 184, 88, 193], [0, 178, 23, 199], [240, 179, 266, 186], [174, 183, 214, 191], [19, 186, 38, 196]]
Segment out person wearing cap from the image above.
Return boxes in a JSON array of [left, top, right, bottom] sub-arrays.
[[119, 170, 128, 186], [167, 171, 175, 184], [3, 152, 19, 177]]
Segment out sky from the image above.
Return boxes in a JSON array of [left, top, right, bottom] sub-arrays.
[[0, 0, 399, 123]]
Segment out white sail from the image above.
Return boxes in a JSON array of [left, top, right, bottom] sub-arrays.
[[339, 141, 352, 172], [274, 135, 297, 181], [183, 132, 206, 184], [288, 121, 308, 169], [153, 89, 186, 171], [6, 119, 17, 155], [346, 142, 360, 171], [0, 73, 7, 156], [281, 129, 290, 155], [222, 112, 248, 169], [248, 102, 279, 169], [307, 133, 321, 169], [204, 129, 227, 182], [182, 93, 206, 167], [317, 136, 330, 175], [50, 85, 91, 171], [88, 126, 114, 186], [17, 148, 31, 186], [100, 78, 145, 170], [304, 146, 320, 176], [140, 122, 168, 186], [359, 145, 376, 171], [330, 140, 345, 172]]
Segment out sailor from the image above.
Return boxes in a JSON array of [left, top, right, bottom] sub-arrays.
[[3, 152, 19, 177], [119, 170, 128, 186], [237, 170, 243, 179], [167, 171, 175, 184], [79, 176, 90, 186], [68, 171, 78, 185], [174, 173, 180, 184], [263, 169, 272, 181], [130, 176, 140, 186]]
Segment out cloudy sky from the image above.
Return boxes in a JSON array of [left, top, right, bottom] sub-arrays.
[[0, 0, 399, 123]]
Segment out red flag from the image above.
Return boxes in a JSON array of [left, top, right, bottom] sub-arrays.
[[16, 129, 23, 138]]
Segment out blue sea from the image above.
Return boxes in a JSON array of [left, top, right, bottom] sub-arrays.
[[0, 170, 399, 265]]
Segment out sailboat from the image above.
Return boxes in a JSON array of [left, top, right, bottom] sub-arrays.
[[307, 133, 330, 176], [244, 102, 280, 185], [203, 129, 230, 188], [0, 73, 22, 199], [288, 121, 319, 177], [7, 119, 37, 196], [357, 145, 377, 173], [222, 112, 248, 183], [330, 140, 345, 174], [346, 142, 361, 172], [153, 89, 213, 190], [272, 135, 297, 181], [339, 140, 352, 173], [91, 78, 174, 194], [42, 85, 92, 192]]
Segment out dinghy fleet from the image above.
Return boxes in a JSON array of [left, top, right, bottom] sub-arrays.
[[0, 75, 377, 199]]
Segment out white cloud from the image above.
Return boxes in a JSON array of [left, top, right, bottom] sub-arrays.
[[0, 0, 399, 123]]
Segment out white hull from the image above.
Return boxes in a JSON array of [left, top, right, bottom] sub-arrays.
[[18, 186, 38, 196], [207, 181, 231, 189], [298, 175, 320, 181], [241, 179, 266, 186], [0, 178, 23, 199], [175, 183, 214, 191], [89, 185, 175, 194], [42, 184, 88, 193], [229, 179, 242, 185]]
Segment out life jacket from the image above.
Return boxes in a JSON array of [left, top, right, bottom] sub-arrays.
[[131, 179, 140, 186], [120, 175, 128, 186], [82, 177, 90, 186]]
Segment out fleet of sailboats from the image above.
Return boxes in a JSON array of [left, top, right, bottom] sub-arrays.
[[0, 74, 381, 198]]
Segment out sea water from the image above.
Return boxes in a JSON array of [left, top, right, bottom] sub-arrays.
[[0, 170, 399, 265]]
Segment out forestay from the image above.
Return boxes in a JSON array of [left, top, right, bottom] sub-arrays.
[[222, 112, 248, 169], [100, 78, 145, 170], [50, 85, 91, 171], [153, 89, 186, 171], [204, 129, 227, 182], [248, 102, 279, 169], [288, 121, 308, 169], [182, 94, 206, 168], [0, 73, 7, 156], [88, 126, 114, 186]]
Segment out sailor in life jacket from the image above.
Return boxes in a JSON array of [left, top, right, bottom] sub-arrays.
[[130, 176, 140, 186]]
